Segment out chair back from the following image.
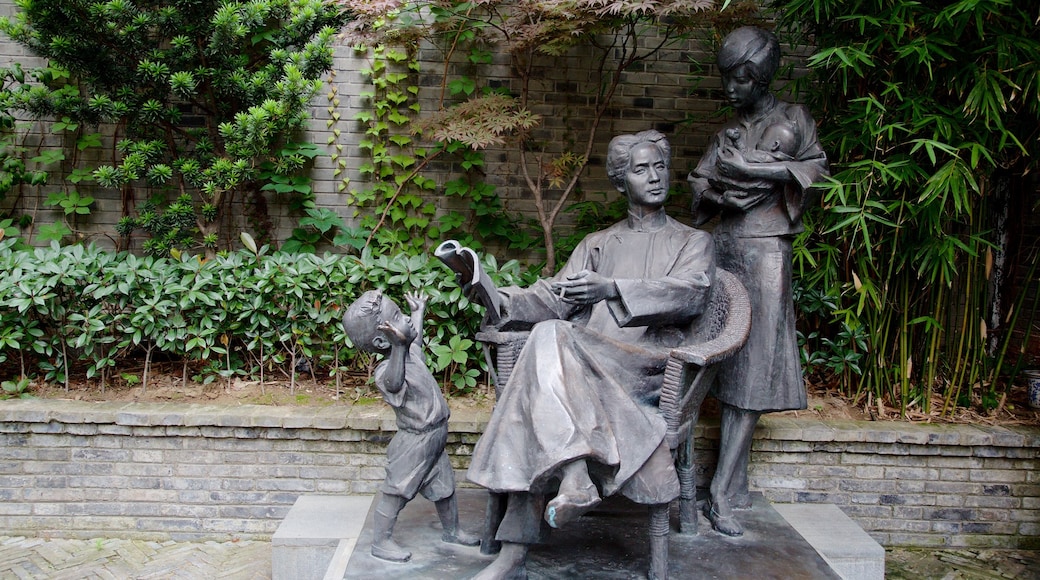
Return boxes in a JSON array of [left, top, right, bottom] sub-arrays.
[[660, 267, 752, 449]]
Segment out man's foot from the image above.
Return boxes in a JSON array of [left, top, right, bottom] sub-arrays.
[[443, 528, 481, 547], [471, 542, 528, 580], [544, 460, 602, 528], [704, 495, 743, 537], [371, 538, 412, 562], [544, 484, 601, 529]]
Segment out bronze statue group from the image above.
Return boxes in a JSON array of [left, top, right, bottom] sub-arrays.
[[342, 26, 828, 580]]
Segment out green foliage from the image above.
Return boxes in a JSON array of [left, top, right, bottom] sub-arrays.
[[0, 239, 527, 398], [344, 0, 713, 273], [0, 0, 350, 254], [341, 36, 537, 257], [45, 190, 93, 215], [0, 377, 32, 399], [775, 0, 1040, 416], [0, 63, 42, 239]]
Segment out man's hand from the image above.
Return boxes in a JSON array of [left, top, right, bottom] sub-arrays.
[[551, 270, 618, 305]]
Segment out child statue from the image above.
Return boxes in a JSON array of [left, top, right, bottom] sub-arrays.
[[343, 290, 480, 562]]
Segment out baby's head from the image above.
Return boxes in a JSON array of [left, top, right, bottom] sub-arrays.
[[343, 289, 401, 354], [724, 128, 743, 147], [759, 122, 799, 156]]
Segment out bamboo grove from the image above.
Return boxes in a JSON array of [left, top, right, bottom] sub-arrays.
[[776, 0, 1040, 416]]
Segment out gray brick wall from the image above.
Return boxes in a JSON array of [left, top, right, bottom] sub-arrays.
[[1, 399, 1037, 548]]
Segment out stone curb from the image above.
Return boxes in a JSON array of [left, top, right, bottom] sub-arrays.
[[1, 398, 1037, 447]]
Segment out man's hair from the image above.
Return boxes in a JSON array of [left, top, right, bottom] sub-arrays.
[[717, 26, 781, 85], [606, 130, 671, 190], [343, 290, 383, 353]]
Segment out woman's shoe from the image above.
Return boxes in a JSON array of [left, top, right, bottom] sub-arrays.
[[704, 496, 744, 537]]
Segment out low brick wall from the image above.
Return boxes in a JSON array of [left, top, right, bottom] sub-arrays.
[[0, 399, 1036, 548]]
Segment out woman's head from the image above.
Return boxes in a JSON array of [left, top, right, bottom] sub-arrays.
[[717, 26, 781, 85]]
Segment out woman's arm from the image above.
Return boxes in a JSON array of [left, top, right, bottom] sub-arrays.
[[715, 146, 792, 183]]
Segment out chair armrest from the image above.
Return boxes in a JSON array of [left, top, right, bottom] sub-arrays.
[[475, 329, 531, 345], [476, 330, 530, 397], [668, 269, 751, 367]]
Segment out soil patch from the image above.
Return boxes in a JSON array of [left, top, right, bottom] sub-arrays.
[[10, 365, 1040, 426], [23, 364, 497, 415]]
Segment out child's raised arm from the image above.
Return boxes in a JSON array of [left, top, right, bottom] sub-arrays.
[[376, 316, 415, 395], [405, 291, 427, 340]]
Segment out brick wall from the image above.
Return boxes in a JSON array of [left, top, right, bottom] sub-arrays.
[[1, 399, 1036, 548]]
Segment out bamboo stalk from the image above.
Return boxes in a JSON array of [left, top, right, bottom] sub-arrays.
[[989, 247, 1040, 386]]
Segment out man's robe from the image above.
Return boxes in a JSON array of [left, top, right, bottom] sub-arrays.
[[467, 211, 714, 504]]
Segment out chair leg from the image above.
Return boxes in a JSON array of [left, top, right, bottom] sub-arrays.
[[648, 503, 669, 580], [481, 491, 506, 555], [677, 435, 698, 534]]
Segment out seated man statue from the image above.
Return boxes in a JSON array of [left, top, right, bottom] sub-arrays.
[[467, 130, 716, 579]]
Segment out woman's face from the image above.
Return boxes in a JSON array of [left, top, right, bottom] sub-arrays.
[[722, 64, 767, 111]]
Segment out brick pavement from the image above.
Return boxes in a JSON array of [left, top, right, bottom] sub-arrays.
[[2, 535, 1039, 579], [0, 536, 270, 580]]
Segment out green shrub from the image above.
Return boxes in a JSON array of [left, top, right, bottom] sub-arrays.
[[0, 239, 527, 397]]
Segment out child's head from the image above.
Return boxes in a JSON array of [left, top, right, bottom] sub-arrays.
[[759, 122, 799, 156], [343, 289, 401, 354], [725, 128, 743, 147]]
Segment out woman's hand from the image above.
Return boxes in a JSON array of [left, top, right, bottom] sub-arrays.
[[722, 189, 766, 211], [717, 145, 792, 185], [551, 270, 618, 305], [716, 146, 753, 180]]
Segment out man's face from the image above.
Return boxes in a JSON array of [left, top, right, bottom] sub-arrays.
[[722, 64, 765, 111], [623, 142, 669, 211]]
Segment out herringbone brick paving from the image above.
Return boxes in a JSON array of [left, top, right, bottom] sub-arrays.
[[0, 537, 270, 580]]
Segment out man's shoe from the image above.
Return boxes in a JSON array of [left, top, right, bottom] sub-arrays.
[[544, 484, 601, 528]]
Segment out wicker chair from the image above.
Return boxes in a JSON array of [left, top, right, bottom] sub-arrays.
[[473, 268, 751, 579]]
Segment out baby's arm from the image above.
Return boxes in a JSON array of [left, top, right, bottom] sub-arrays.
[[405, 292, 427, 341]]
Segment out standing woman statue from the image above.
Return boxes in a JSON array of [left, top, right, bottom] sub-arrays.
[[687, 26, 829, 537]]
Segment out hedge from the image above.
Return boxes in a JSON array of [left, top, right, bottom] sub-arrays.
[[0, 238, 528, 395]]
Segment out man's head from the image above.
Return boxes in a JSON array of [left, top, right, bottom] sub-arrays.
[[606, 130, 671, 211], [343, 289, 402, 354]]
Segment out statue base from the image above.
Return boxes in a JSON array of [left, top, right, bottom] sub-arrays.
[[342, 488, 840, 579]]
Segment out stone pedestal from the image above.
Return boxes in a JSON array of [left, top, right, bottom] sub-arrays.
[[773, 503, 885, 580], [342, 489, 843, 579], [272, 494, 374, 580]]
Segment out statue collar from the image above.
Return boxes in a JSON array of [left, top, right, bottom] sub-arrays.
[[741, 93, 778, 126], [626, 207, 668, 232]]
